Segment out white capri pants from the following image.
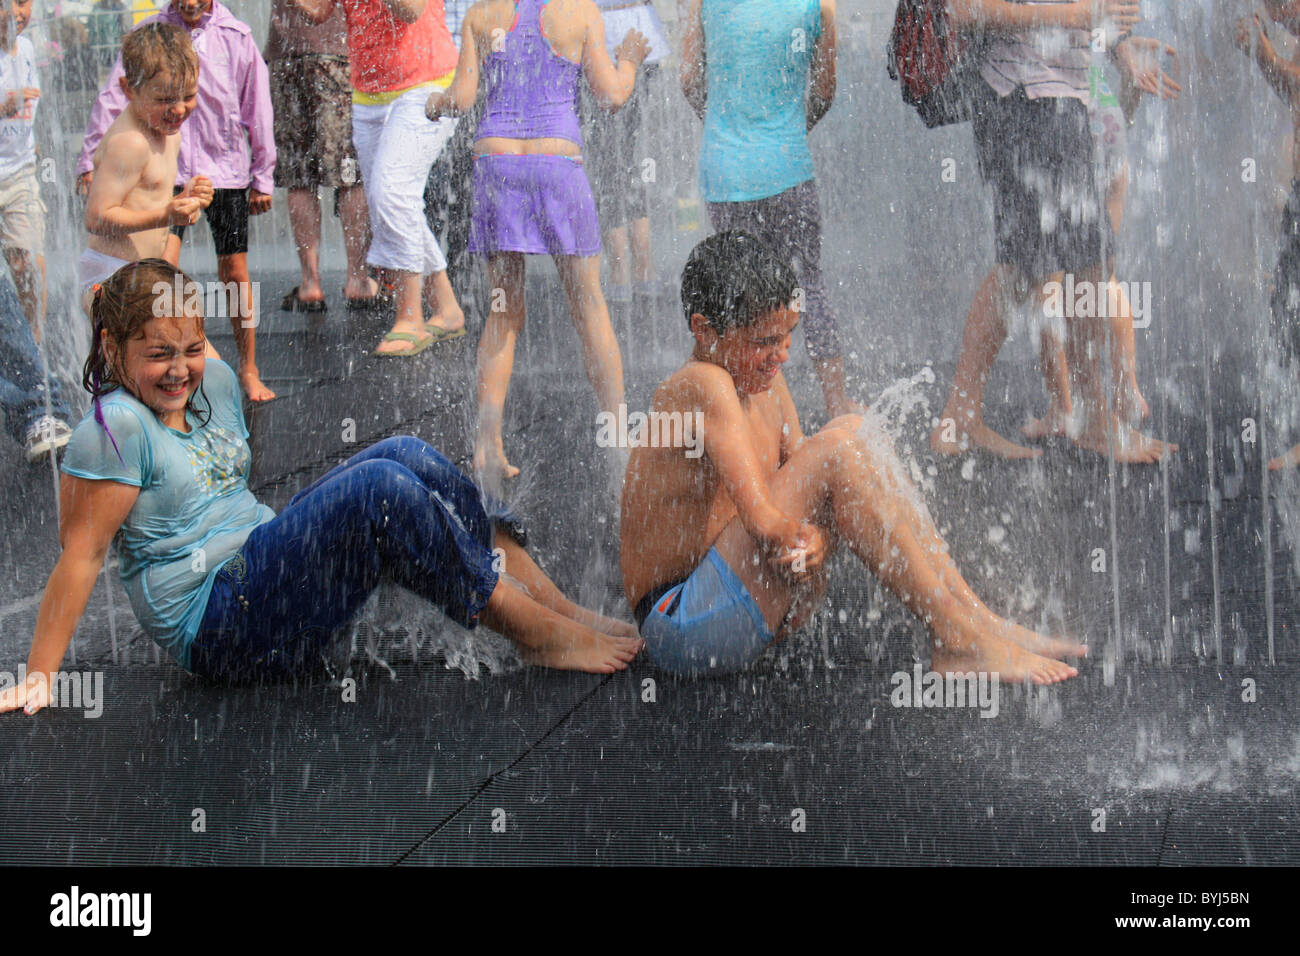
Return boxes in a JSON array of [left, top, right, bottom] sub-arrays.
[[351, 85, 457, 275]]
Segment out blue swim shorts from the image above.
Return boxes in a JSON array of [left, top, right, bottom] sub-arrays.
[[634, 548, 774, 676]]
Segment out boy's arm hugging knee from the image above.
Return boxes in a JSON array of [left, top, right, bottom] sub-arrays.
[[691, 366, 803, 552]]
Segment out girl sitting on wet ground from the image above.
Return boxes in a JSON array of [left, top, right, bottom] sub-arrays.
[[1, 260, 640, 716]]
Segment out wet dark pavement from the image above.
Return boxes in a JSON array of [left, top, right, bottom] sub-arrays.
[[1, 262, 1298, 865]]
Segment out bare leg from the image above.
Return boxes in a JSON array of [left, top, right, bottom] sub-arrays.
[[373, 269, 428, 355], [473, 253, 525, 487], [932, 264, 1042, 459], [629, 216, 653, 283], [1022, 328, 1073, 440], [1023, 270, 1073, 440], [847, 414, 1087, 660], [554, 253, 628, 497], [286, 188, 325, 305], [337, 184, 379, 300], [1065, 265, 1175, 463], [814, 355, 866, 419], [1106, 277, 1148, 424], [605, 225, 631, 290], [1101, 166, 1148, 424], [714, 420, 1081, 684], [423, 269, 465, 333], [218, 252, 275, 401], [553, 253, 625, 422], [479, 576, 642, 673], [492, 532, 639, 638]]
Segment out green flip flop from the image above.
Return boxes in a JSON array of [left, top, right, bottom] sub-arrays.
[[372, 330, 434, 357], [423, 322, 468, 343]]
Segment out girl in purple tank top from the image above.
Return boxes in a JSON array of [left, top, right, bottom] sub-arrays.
[[427, 0, 647, 493]]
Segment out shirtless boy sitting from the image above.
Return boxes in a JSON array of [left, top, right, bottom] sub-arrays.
[[80, 23, 212, 316], [621, 232, 1087, 684]]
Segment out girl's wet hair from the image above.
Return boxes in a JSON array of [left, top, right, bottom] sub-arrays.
[[83, 258, 210, 459], [680, 231, 799, 334]]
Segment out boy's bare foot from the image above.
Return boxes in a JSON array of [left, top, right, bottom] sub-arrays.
[[931, 597, 1080, 683], [932, 643, 1077, 685], [991, 615, 1088, 659], [1269, 443, 1300, 470], [239, 368, 276, 402], [929, 560, 1089, 661], [932, 625, 1079, 685], [521, 629, 643, 674], [1072, 421, 1176, 463], [931, 417, 1042, 459]]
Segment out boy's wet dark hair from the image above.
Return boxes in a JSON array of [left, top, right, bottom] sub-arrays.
[[681, 231, 799, 335]]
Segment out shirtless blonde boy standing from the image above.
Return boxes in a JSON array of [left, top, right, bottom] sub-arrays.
[[621, 232, 1087, 684], [79, 23, 212, 317]]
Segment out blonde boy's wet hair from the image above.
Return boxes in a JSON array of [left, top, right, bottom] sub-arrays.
[[121, 22, 199, 91]]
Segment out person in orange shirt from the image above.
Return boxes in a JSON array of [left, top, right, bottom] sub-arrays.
[[294, 0, 466, 356]]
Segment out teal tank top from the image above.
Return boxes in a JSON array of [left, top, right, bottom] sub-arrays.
[[698, 0, 822, 203]]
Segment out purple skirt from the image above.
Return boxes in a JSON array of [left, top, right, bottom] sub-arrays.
[[468, 153, 602, 257]]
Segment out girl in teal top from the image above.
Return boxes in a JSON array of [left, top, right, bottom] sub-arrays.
[[2, 260, 641, 715]]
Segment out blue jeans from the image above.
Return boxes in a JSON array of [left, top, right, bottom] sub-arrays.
[[189, 437, 519, 682], [0, 274, 68, 442]]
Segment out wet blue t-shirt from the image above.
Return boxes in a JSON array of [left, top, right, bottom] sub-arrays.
[[61, 360, 275, 666], [698, 0, 821, 203]]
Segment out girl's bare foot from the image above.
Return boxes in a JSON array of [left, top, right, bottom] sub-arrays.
[[239, 367, 276, 402], [1268, 443, 1300, 470], [559, 604, 640, 640], [521, 629, 643, 674], [472, 441, 521, 487], [595, 617, 640, 640], [931, 416, 1042, 460]]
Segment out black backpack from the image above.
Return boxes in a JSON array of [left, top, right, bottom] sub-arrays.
[[886, 0, 985, 127]]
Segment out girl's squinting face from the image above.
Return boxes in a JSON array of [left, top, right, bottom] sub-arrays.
[[114, 315, 206, 428]]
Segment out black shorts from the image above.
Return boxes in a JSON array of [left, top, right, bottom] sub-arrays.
[[971, 84, 1112, 280], [171, 186, 249, 256]]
